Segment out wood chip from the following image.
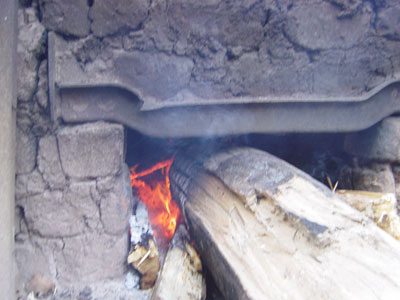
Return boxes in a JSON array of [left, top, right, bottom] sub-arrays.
[[128, 238, 160, 289], [337, 190, 400, 240]]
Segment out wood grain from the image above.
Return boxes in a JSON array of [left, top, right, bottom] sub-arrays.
[[170, 147, 400, 300]]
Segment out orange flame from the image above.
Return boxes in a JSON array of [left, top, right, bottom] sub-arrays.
[[130, 158, 182, 246]]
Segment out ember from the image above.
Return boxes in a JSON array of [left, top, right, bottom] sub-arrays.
[[130, 158, 183, 246]]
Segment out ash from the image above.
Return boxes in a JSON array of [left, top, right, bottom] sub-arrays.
[[129, 201, 153, 245], [124, 201, 154, 292]]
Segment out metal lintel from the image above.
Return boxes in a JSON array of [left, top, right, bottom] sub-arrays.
[[57, 83, 400, 138]]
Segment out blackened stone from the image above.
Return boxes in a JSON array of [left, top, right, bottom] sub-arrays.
[[39, 0, 90, 37], [89, 0, 150, 37], [35, 59, 48, 109], [344, 117, 400, 163], [352, 163, 396, 194], [392, 165, 400, 205]]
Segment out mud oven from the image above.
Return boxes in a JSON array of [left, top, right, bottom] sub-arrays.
[[13, 0, 400, 299]]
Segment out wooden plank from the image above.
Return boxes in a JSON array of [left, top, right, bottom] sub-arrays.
[[170, 147, 400, 300]]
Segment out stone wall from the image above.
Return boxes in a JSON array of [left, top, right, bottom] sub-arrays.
[[15, 121, 133, 293], [42, 0, 400, 106], [15, 0, 400, 298], [15, 2, 134, 298]]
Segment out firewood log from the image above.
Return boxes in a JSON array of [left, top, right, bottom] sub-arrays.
[[336, 190, 400, 240], [170, 147, 400, 300], [127, 237, 160, 289], [150, 225, 205, 300]]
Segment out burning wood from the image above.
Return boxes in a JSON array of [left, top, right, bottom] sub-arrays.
[[150, 225, 205, 300], [128, 238, 160, 289], [127, 200, 160, 289], [170, 147, 400, 300], [128, 157, 190, 291]]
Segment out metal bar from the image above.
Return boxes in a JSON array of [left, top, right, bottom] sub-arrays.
[[59, 82, 400, 138]]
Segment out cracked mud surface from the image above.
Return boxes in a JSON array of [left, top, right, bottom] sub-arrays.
[[43, 0, 400, 105]]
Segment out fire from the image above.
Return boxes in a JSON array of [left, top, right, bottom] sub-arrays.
[[130, 158, 183, 246]]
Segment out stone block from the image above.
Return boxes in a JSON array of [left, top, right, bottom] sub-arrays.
[[17, 170, 133, 238], [20, 190, 87, 237], [17, 51, 38, 103], [285, 1, 371, 51], [20, 180, 104, 237], [19, 180, 105, 238], [64, 181, 101, 231], [15, 169, 46, 200], [57, 122, 124, 179], [39, 0, 90, 37], [89, 0, 150, 37], [38, 135, 66, 189], [344, 117, 400, 162], [16, 127, 36, 175], [98, 165, 133, 235], [377, 5, 400, 41], [14, 236, 52, 283], [17, 8, 46, 102], [352, 163, 396, 194], [54, 232, 128, 285]]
